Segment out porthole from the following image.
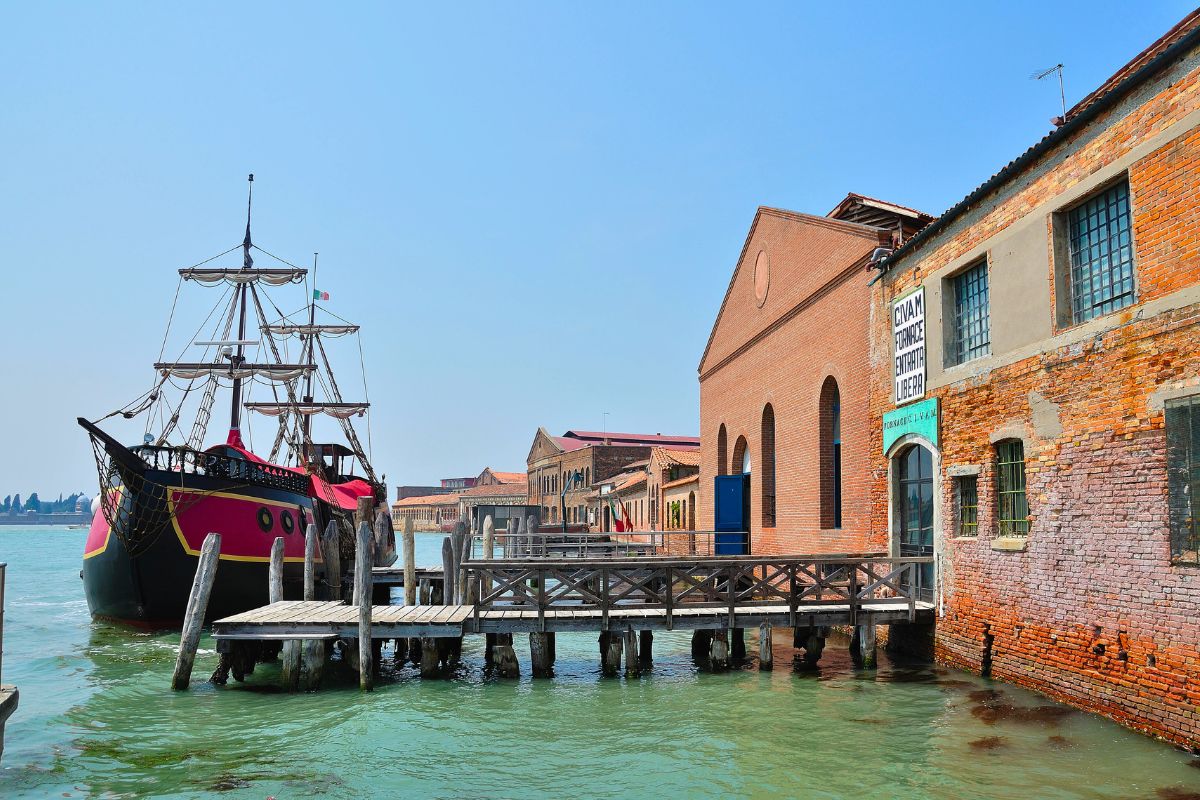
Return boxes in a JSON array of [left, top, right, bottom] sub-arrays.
[[280, 509, 295, 534], [257, 507, 274, 533]]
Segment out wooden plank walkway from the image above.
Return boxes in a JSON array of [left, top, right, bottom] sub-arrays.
[[211, 599, 934, 641], [213, 600, 472, 640]]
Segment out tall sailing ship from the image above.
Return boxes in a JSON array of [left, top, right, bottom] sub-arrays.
[[80, 176, 388, 627]]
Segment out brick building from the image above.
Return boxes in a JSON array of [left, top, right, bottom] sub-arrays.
[[526, 428, 699, 526], [391, 493, 460, 532], [698, 199, 930, 554], [868, 11, 1200, 747]]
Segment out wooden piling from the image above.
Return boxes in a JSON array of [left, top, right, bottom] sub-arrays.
[[320, 519, 342, 602], [639, 630, 653, 665], [270, 537, 302, 690], [709, 628, 730, 671], [441, 536, 456, 605], [691, 629, 713, 660], [599, 630, 623, 677], [354, 495, 374, 531], [758, 622, 773, 671], [623, 626, 640, 678], [856, 624, 877, 669], [302, 524, 325, 690], [731, 627, 746, 662], [529, 632, 553, 677], [481, 515, 494, 594], [355, 521, 374, 690], [495, 635, 520, 679], [420, 637, 439, 677], [402, 517, 416, 607], [172, 532, 220, 690]]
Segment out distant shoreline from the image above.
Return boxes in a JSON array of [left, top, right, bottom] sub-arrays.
[[0, 513, 93, 526]]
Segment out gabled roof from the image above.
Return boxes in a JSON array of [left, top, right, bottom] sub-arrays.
[[827, 193, 932, 223], [699, 206, 887, 376]]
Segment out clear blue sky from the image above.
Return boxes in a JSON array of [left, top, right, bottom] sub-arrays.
[[1, 1, 1193, 494]]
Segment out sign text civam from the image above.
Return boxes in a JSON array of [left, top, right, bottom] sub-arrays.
[[893, 286, 926, 404]]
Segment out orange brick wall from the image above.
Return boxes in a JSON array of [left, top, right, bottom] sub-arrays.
[[699, 209, 887, 555], [870, 46, 1200, 748]]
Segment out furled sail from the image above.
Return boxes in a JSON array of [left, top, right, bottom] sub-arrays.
[[179, 268, 307, 286], [153, 362, 315, 381], [263, 323, 359, 337], [244, 401, 369, 419]]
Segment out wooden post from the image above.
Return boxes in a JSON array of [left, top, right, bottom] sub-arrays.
[[482, 515, 494, 595], [623, 626, 640, 678], [172, 532, 221, 690], [529, 632, 553, 677], [354, 495, 373, 531], [599, 630, 622, 677], [639, 630, 653, 665], [495, 635, 520, 679], [374, 507, 395, 567], [419, 637, 439, 677], [799, 625, 826, 670], [731, 627, 746, 663], [269, 536, 285, 604], [355, 521, 374, 690], [759, 622, 773, 671], [857, 623, 877, 669], [301, 524, 326, 690], [441, 537, 454, 603], [402, 517, 416, 607], [691, 629, 712, 660], [709, 628, 729, 671], [320, 519, 342, 602]]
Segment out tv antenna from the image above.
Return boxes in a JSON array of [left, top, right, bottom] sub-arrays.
[[1032, 63, 1067, 125]]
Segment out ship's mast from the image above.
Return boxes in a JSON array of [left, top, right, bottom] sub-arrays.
[[302, 252, 318, 445], [228, 173, 254, 441]]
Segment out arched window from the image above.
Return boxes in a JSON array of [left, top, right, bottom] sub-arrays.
[[733, 435, 750, 475], [761, 404, 776, 527], [688, 491, 696, 530], [717, 424, 728, 476], [820, 377, 842, 529], [585, 467, 591, 486]]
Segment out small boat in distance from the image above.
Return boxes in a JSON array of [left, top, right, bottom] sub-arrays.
[[79, 175, 389, 627]]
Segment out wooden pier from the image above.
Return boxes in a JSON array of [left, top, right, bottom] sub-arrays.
[[206, 539, 935, 683]]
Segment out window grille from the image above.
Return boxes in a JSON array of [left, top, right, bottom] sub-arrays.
[[956, 475, 978, 536], [996, 440, 1029, 536], [950, 261, 990, 365], [1068, 180, 1136, 323], [1166, 396, 1200, 566]]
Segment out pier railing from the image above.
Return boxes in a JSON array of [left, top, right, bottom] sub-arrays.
[[473, 530, 727, 559], [466, 554, 933, 630]]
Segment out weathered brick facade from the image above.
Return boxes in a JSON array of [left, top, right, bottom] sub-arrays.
[[869, 22, 1200, 748], [699, 204, 926, 554]]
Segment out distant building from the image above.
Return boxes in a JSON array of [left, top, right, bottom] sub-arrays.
[[527, 428, 699, 526], [441, 476, 476, 490], [391, 494, 460, 532], [394, 485, 455, 502], [457, 467, 531, 532]]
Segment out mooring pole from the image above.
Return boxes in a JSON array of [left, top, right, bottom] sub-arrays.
[[172, 532, 221, 690]]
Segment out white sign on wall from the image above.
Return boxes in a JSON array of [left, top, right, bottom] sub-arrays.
[[893, 286, 926, 405]]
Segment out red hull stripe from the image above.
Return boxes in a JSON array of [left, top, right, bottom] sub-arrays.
[[167, 489, 320, 563]]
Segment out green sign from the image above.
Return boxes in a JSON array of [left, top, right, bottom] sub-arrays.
[[882, 397, 938, 454]]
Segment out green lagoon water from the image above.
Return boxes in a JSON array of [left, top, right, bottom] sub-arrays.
[[2, 527, 1200, 799]]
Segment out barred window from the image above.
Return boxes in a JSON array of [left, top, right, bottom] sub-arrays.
[[1068, 180, 1136, 323], [996, 440, 1029, 536], [1166, 396, 1200, 566], [950, 261, 990, 365], [956, 475, 978, 536]]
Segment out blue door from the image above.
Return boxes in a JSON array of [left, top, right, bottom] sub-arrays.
[[713, 474, 749, 555]]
